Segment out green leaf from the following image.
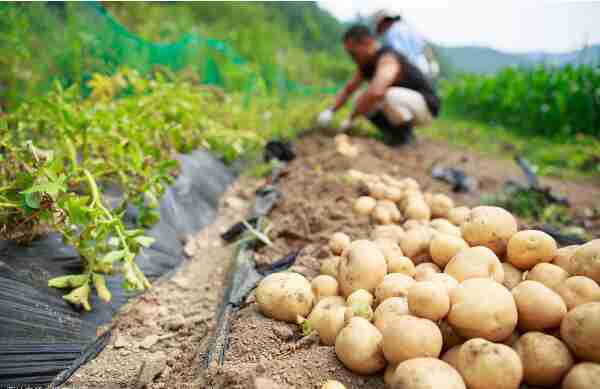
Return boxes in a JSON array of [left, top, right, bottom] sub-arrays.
[[21, 181, 65, 197], [134, 236, 155, 248], [100, 249, 126, 263], [23, 192, 41, 209], [48, 274, 90, 289]]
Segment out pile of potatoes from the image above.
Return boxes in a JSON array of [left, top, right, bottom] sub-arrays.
[[334, 134, 360, 158], [255, 171, 600, 389]]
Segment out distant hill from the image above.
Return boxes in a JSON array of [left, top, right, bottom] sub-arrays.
[[435, 44, 600, 74]]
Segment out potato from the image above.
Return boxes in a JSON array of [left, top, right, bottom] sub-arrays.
[[556, 276, 600, 310], [562, 362, 600, 389], [256, 272, 314, 322], [346, 289, 374, 308], [368, 182, 388, 200], [338, 240, 387, 296], [378, 200, 402, 223], [387, 256, 416, 277], [382, 315, 443, 364], [306, 296, 346, 345], [526, 262, 568, 290], [408, 281, 450, 321], [507, 230, 558, 270], [448, 278, 517, 341], [431, 194, 455, 219], [372, 238, 404, 263], [425, 273, 459, 294], [403, 219, 429, 230], [439, 320, 463, 350], [372, 204, 392, 225], [430, 233, 469, 268], [552, 245, 580, 274], [334, 317, 386, 375], [423, 192, 434, 208], [400, 227, 434, 261], [430, 218, 462, 237], [571, 240, 600, 283], [501, 262, 523, 290], [344, 303, 374, 322], [388, 358, 466, 389], [414, 262, 441, 281], [404, 199, 431, 221], [311, 275, 339, 301], [371, 225, 404, 244], [401, 177, 420, 190], [345, 169, 365, 182], [384, 186, 403, 202], [321, 380, 346, 389], [561, 302, 600, 362], [329, 232, 351, 256], [383, 363, 397, 387], [514, 331, 574, 387], [442, 345, 462, 369], [373, 296, 410, 333], [461, 206, 517, 256], [448, 206, 470, 226], [457, 338, 523, 389], [444, 246, 504, 283], [375, 273, 415, 304], [320, 256, 340, 279], [353, 196, 377, 216], [334, 133, 350, 146], [512, 280, 567, 331]]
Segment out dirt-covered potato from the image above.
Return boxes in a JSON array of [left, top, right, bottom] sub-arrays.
[[448, 206, 471, 226], [382, 315, 443, 364], [442, 345, 462, 369], [388, 358, 466, 389], [334, 317, 386, 375], [256, 272, 314, 322], [329, 232, 351, 256], [424, 273, 459, 294], [562, 362, 600, 389], [448, 278, 518, 341], [373, 296, 410, 333], [321, 380, 346, 389], [561, 302, 600, 363], [371, 225, 405, 244], [512, 280, 567, 331], [320, 256, 341, 279], [444, 246, 504, 283], [461, 206, 517, 256], [408, 281, 450, 321], [430, 233, 469, 268], [346, 289, 374, 308], [430, 194, 455, 219], [552, 245, 580, 274], [514, 331, 574, 387], [571, 240, 600, 283], [501, 262, 523, 290], [387, 256, 416, 277], [414, 262, 441, 281], [556, 276, 600, 310], [375, 273, 415, 304], [311, 275, 339, 301], [353, 196, 377, 216], [305, 296, 346, 345], [457, 338, 523, 389], [507, 230, 558, 270], [338, 240, 387, 297], [525, 262, 568, 290], [400, 227, 434, 262], [430, 218, 462, 237]]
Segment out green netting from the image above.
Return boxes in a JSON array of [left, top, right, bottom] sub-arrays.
[[0, 2, 338, 108]]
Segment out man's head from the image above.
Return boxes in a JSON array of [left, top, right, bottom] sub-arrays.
[[373, 9, 401, 35], [343, 25, 378, 65]]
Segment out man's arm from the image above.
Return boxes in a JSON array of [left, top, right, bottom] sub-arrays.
[[331, 71, 363, 112], [350, 54, 401, 120]]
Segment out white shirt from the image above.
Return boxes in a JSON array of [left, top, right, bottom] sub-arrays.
[[382, 20, 430, 76]]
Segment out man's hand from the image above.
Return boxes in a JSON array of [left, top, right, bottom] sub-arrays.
[[317, 109, 334, 127]]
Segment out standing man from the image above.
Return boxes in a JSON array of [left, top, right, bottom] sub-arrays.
[[317, 25, 440, 145], [373, 9, 439, 80]]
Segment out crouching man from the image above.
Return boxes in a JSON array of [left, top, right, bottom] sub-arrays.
[[318, 25, 440, 145]]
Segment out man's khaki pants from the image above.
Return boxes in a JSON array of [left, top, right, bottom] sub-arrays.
[[375, 87, 433, 127]]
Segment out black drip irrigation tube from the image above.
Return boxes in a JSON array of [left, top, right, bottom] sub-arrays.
[[0, 150, 234, 388]]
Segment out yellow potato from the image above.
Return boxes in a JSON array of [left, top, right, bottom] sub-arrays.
[[514, 331, 574, 387], [372, 238, 404, 263], [256, 272, 314, 322], [334, 317, 386, 375], [560, 302, 600, 363], [374, 273, 415, 304], [373, 296, 410, 333], [430, 233, 469, 268], [525, 262, 568, 290], [501, 262, 523, 290], [384, 185, 403, 202], [448, 278, 517, 341], [556, 276, 600, 310], [404, 199, 431, 221], [328, 232, 351, 256], [311, 275, 339, 301], [377, 200, 402, 223], [442, 345, 462, 369], [414, 262, 442, 281], [368, 182, 387, 200], [507, 230, 558, 270], [388, 358, 466, 389], [571, 240, 600, 283], [382, 315, 443, 364], [346, 289, 374, 308], [430, 218, 462, 237], [424, 273, 459, 294], [321, 380, 346, 389], [370, 225, 404, 244], [430, 194, 455, 219], [562, 362, 600, 389], [338, 240, 387, 297], [320, 256, 340, 279], [306, 296, 346, 346], [353, 196, 377, 216], [387, 255, 416, 277], [372, 204, 393, 225], [512, 280, 567, 331], [552, 245, 580, 274], [461, 206, 517, 256], [408, 281, 450, 321], [403, 219, 429, 230], [400, 227, 434, 262], [448, 206, 471, 226], [444, 246, 504, 283]]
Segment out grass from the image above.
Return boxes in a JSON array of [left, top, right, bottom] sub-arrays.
[[420, 114, 600, 181]]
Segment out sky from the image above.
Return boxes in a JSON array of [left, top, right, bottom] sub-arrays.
[[318, 0, 600, 53]]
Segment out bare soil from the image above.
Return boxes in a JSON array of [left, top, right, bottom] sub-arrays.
[[65, 133, 600, 389]]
